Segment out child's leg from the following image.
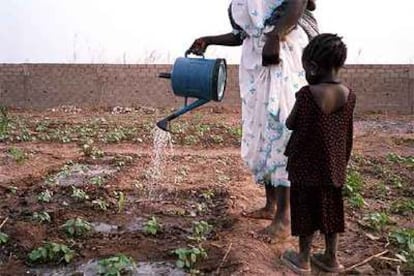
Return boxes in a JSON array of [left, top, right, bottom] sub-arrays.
[[260, 186, 290, 237], [324, 233, 342, 267], [281, 233, 313, 271]]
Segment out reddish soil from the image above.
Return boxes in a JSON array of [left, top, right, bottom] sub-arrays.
[[0, 107, 413, 275]]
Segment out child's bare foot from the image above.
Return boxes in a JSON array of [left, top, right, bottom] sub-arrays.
[[281, 250, 311, 274], [311, 253, 344, 273], [242, 207, 275, 220]]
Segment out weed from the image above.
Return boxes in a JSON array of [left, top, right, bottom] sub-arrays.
[[61, 218, 92, 237], [32, 212, 51, 223], [37, 190, 53, 203], [363, 212, 392, 231], [92, 198, 109, 211], [71, 186, 90, 201], [211, 134, 224, 144], [97, 254, 136, 276], [173, 246, 207, 270], [201, 190, 215, 201], [143, 216, 161, 236], [7, 147, 27, 164], [0, 232, 9, 245], [28, 242, 74, 264], [387, 153, 414, 166]]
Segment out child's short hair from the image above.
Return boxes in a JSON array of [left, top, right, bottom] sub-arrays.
[[303, 33, 347, 70]]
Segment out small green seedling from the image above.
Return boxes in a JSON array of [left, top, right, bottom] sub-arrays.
[[90, 176, 105, 187], [97, 254, 136, 276], [37, 190, 53, 203], [143, 216, 161, 236], [390, 228, 414, 264], [201, 190, 215, 201], [61, 217, 92, 237], [92, 198, 109, 211], [32, 212, 51, 223], [8, 147, 27, 164], [363, 212, 392, 231], [344, 169, 365, 208], [28, 242, 74, 264], [0, 232, 9, 245], [173, 246, 207, 270], [71, 186, 90, 201], [189, 221, 213, 243], [391, 199, 414, 215]]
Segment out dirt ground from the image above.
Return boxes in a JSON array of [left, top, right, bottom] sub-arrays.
[[0, 106, 413, 275]]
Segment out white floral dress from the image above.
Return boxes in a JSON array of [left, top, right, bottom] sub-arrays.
[[231, 0, 309, 187]]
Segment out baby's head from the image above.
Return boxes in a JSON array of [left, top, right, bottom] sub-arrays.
[[302, 33, 347, 85]]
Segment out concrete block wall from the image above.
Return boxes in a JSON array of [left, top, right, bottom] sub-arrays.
[[0, 64, 413, 114]]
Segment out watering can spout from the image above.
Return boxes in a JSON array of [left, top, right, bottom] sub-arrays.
[[156, 98, 210, 132]]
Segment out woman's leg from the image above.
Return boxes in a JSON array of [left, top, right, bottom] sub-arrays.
[[243, 182, 277, 219], [324, 233, 342, 267], [281, 233, 313, 272]]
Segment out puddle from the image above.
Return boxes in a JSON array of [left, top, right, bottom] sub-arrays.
[[46, 163, 117, 187], [28, 260, 185, 276], [92, 217, 145, 234]]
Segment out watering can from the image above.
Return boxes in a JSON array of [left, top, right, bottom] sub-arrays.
[[156, 51, 227, 131]]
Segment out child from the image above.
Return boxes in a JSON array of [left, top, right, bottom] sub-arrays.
[[281, 33, 356, 274]]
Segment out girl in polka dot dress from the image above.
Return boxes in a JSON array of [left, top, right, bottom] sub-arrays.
[[281, 34, 356, 274]]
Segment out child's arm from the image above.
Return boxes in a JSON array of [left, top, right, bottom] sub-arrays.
[[286, 101, 299, 130], [286, 90, 306, 130]]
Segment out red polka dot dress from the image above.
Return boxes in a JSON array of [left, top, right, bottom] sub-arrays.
[[284, 85, 356, 236]]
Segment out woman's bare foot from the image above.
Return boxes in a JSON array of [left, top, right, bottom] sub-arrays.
[[311, 253, 344, 273], [242, 207, 275, 220], [257, 220, 290, 242]]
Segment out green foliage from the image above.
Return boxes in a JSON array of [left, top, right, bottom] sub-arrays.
[[173, 246, 207, 270], [363, 212, 392, 231], [81, 139, 104, 159], [97, 254, 136, 276], [92, 198, 109, 211], [61, 218, 92, 237], [0, 232, 9, 245], [344, 169, 365, 208], [37, 189, 53, 203], [390, 228, 414, 265], [0, 106, 9, 141], [71, 186, 90, 201], [28, 242, 74, 264], [391, 199, 414, 215], [7, 147, 27, 164], [201, 190, 215, 201], [143, 216, 161, 236], [386, 153, 414, 166], [90, 176, 105, 187], [32, 211, 51, 223], [189, 221, 213, 243]]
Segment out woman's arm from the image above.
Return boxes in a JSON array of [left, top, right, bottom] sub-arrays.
[[188, 33, 243, 56], [262, 0, 307, 66]]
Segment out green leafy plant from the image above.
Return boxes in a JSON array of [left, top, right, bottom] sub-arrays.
[[363, 212, 392, 231], [81, 139, 104, 159], [387, 153, 414, 166], [37, 190, 53, 203], [61, 218, 92, 237], [390, 228, 414, 265], [92, 198, 109, 211], [344, 169, 365, 208], [173, 246, 207, 270], [32, 211, 51, 223], [0, 106, 9, 140], [90, 176, 105, 187], [143, 216, 161, 236], [71, 186, 90, 201], [97, 254, 136, 276], [7, 147, 27, 164], [28, 242, 74, 264], [201, 190, 215, 201], [189, 221, 213, 243], [0, 232, 9, 245]]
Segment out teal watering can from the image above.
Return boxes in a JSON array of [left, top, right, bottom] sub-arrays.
[[157, 51, 227, 131]]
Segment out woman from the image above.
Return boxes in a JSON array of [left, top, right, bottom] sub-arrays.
[[189, 0, 318, 238]]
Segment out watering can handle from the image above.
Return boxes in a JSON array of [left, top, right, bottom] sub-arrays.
[[185, 49, 205, 59]]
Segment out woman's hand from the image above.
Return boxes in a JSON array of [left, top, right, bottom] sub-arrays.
[[262, 35, 281, 66], [188, 37, 209, 56]]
